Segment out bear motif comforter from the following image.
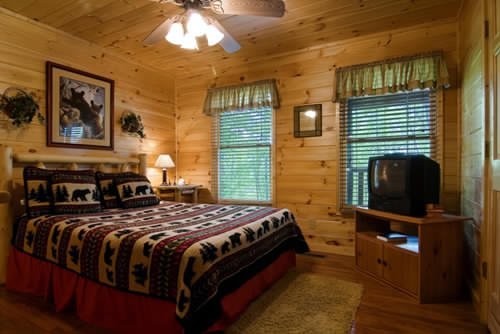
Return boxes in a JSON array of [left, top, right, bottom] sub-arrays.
[[13, 202, 308, 331]]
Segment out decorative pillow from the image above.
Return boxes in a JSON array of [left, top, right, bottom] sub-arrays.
[[95, 171, 136, 209], [50, 171, 102, 214], [23, 167, 55, 218], [114, 175, 159, 209]]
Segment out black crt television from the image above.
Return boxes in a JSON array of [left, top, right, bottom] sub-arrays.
[[367, 154, 440, 217]]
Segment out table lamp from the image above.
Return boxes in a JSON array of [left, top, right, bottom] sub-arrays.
[[155, 154, 175, 186]]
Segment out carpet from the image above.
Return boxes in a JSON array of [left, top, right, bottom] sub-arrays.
[[226, 271, 363, 334]]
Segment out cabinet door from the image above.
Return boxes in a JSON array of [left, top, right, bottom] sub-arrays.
[[356, 235, 383, 277], [383, 245, 419, 295]]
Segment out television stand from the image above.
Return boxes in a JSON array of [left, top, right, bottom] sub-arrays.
[[355, 207, 470, 303]]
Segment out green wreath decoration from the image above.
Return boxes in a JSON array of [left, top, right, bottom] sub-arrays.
[[120, 111, 146, 139], [0, 88, 44, 127]]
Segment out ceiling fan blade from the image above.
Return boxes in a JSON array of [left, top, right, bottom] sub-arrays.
[[143, 17, 176, 45], [212, 0, 285, 17], [212, 20, 241, 53]]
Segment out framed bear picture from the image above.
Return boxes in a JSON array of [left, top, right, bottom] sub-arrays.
[[46, 62, 114, 150]]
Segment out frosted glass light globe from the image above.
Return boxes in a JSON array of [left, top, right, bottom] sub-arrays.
[[187, 11, 207, 37], [206, 24, 224, 46], [165, 22, 184, 45], [181, 33, 199, 50]]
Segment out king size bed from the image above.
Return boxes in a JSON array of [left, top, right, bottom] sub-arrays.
[[0, 146, 308, 333]]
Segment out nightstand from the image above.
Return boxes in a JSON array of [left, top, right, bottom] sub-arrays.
[[156, 185, 201, 203]]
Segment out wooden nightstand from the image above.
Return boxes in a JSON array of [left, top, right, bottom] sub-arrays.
[[156, 185, 201, 203]]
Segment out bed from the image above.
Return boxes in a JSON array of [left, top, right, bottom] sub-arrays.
[[0, 146, 308, 333]]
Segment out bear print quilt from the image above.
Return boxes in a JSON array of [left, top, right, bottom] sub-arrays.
[[13, 201, 308, 332]]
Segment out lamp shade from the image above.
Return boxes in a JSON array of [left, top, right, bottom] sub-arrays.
[[155, 154, 175, 168]]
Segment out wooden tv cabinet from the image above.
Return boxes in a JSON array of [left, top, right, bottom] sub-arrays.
[[355, 207, 470, 303]]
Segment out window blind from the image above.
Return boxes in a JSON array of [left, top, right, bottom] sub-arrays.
[[212, 108, 272, 203], [339, 90, 437, 208]]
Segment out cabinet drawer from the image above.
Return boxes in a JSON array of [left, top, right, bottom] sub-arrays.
[[383, 245, 419, 295], [356, 234, 383, 277]]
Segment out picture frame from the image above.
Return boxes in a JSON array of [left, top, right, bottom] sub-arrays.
[[46, 62, 114, 150], [294, 104, 322, 137]]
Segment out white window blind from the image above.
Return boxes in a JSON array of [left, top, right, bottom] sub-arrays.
[[339, 90, 437, 208], [212, 108, 273, 203]]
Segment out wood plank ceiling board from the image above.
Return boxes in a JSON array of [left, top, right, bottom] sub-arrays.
[[0, 0, 462, 75]]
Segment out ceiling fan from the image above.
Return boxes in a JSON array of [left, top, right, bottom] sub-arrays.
[[144, 0, 286, 53]]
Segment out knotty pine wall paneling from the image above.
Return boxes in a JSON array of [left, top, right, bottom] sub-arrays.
[[458, 0, 487, 319], [0, 9, 175, 283], [175, 20, 460, 256], [0, 8, 176, 186]]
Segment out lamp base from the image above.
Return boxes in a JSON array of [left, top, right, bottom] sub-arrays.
[[161, 168, 169, 186]]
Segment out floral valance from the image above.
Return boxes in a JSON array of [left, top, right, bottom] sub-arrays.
[[333, 53, 450, 102], [203, 79, 280, 116]]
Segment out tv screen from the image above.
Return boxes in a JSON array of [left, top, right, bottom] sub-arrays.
[[368, 154, 440, 216], [371, 159, 407, 197]]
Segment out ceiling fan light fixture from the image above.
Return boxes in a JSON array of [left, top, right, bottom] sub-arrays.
[[206, 24, 224, 46], [186, 10, 207, 37], [181, 32, 199, 50], [165, 21, 185, 45]]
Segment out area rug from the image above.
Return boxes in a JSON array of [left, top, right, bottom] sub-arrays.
[[226, 271, 363, 334]]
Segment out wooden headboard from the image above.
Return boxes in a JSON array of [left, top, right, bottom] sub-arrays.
[[0, 145, 148, 284]]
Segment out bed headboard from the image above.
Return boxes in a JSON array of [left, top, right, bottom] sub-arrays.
[[0, 145, 148, 284]]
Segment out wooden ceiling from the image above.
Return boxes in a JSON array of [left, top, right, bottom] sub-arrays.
[[0, 0, 461, 76]]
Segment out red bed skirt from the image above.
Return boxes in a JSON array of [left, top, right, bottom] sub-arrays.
[[6, 246, 295, 333]]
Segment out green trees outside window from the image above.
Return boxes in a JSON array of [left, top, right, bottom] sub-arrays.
[[218, 108, 272, 202]]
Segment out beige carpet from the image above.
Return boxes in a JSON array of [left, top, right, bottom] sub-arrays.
[[226, 271, 363, 334]]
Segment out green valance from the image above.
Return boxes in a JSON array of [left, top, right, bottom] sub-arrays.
[[333, 53, 450, 102], [203, 79, 280, 116]]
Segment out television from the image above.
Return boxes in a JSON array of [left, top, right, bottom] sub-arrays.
[[368, 154, 440, 217]]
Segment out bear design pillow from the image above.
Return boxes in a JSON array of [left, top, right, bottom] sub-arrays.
[[114, 175, 159, 209], [95, 171, 136, 209], [23, 167, 55, 218], [50, 170, 102, 214]]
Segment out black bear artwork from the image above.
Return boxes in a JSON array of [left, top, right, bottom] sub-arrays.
[[71, 189, 91, 202], [62, 88, 104, 139]]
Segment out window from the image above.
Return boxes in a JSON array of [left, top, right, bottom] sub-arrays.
[[339, 90, 437, 208], [213, 108, 273, 203]]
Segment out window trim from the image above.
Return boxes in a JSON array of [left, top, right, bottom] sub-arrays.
[[337, 90, 443, 212]]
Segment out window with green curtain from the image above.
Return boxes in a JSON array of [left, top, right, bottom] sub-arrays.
[[339, 90, 437, 208], [215, 107, 273, 203]]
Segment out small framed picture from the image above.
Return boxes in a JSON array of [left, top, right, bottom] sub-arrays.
[[294, 104, 322, 137], [46, 62, 114, 150]]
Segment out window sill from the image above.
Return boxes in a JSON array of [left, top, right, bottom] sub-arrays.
[[218, 200, 272, 207]]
